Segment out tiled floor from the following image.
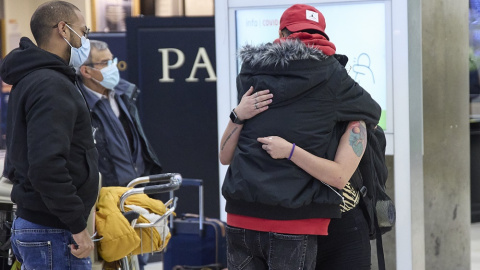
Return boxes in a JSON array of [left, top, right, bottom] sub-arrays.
[[145, 261, 162, 270], [145, 223, 480, 270]]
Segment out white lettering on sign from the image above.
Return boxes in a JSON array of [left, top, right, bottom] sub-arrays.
[[186, 47, 217, 82], [158, 48, 185, 83], [158, 47, 217, 83]]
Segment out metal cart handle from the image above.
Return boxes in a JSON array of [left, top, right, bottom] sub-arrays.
[[126, 173, 182, 188], [119, 173, 182, 213]]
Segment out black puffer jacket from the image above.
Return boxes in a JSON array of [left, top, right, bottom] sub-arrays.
[[0, 37, 99, 234], [222, 40, 381, 220]]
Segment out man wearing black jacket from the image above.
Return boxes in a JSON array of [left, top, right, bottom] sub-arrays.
[[0, 1, 98, 268]]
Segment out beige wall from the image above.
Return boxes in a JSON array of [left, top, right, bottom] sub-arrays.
[[3, 0, 91, 53]]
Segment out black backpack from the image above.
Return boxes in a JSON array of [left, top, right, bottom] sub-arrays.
[[352, 125, 395, 270]]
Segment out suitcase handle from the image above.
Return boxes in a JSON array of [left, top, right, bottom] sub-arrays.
[[169, 178, 204, 233]]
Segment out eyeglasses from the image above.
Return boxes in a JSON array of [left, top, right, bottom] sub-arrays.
[[84, 58, 117, 68], [53, 21, 90, 39]]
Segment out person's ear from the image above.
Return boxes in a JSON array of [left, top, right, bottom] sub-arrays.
[[79, 65, 91, 78], [55, 21, 69, 39]]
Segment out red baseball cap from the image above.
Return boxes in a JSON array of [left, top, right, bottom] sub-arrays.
[[279, 4, 329, 40]]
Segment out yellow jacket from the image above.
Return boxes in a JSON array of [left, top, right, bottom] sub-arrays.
[[95, 186, 171, 262]]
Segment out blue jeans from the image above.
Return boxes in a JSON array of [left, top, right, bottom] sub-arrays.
[[138, 253, 149, 270], [226, 225, 317, 270], [316, 207, 371, 269], [11, 217, 92, 270]]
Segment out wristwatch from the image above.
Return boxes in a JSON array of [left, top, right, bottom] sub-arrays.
[[229, 109, 245, 125]]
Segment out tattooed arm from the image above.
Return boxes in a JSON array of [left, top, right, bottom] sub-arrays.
[[219, 123, 242, 165], [219, 87, 273, 165], [257, 121, 367, 189]]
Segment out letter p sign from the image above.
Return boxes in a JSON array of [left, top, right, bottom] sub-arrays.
[[158, 48, 185, 83]]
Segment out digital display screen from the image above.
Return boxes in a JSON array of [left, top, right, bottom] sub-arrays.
[[235, 2, 389, 130]]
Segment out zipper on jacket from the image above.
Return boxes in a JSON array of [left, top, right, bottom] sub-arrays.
[[320, 181, 345, 208], [92, 127, 98, 144]]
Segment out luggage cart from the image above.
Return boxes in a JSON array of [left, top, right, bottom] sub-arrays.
[[101, 173, 182, 270], [0, 176, 15, 270], [0, 171, 181, 270]]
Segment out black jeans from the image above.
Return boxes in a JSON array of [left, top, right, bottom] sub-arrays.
[[316, 207, 371, 270], [226, 225, 317, 270]]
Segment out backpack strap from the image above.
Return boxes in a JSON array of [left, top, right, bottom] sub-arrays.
[[374, 207, 386, 270]]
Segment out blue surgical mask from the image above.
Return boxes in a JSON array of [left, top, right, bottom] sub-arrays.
[[64, 24, 90, 70], [96, 58, 120, 90]]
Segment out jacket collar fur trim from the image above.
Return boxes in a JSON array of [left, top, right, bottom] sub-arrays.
[[238, 39, 329, 68]]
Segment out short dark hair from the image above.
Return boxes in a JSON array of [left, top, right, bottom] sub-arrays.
[[281, 27, 328, 39], [30, 1, 80, 46], [281, 28, 293, 37]]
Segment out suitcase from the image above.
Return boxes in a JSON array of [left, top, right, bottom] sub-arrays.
[[162, 179, 227, 270]]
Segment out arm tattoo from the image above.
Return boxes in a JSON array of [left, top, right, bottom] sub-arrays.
[[221, 127, 239, 151], [348, 121, 367, 157]]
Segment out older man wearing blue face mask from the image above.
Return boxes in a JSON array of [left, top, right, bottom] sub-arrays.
[[77, 40, 162, 268], [0, 1, 99, 268], [77, 40, 162, 189]]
